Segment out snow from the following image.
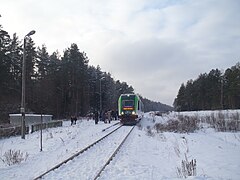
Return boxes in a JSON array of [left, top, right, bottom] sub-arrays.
[[0, 111, 240, 180], [43, 126, 134, 179]]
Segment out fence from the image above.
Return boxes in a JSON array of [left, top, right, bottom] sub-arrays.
[[31, 120, 63, 133], [0, 126, 29, 138], [0, 120, 62, 138]]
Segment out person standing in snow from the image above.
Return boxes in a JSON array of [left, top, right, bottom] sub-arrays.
[[94, 111, 99, 124], [115, 110, 119, 120], [74, 116, 77, 125], [107, 110, 111, 123], [71, 116, 74, 125], [102, 110, 107, 123], [111, 110, 115, 120]]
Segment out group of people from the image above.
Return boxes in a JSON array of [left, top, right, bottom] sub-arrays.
[[94, 110, 118, 124], [70, 110, 118, 125]]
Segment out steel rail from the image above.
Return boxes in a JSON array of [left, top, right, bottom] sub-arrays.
[[102, 122, 120, 131], [94, 126, 135, 180], [33, 124, 123, 180]]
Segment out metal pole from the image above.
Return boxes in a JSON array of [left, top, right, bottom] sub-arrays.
[[221, 78, 223, 109], [99, 77, 105, 116], [40, 112, 43, 151], [21, 30, 35, 139], [100, 79, 102, 113], [21, 38, 26, 139]]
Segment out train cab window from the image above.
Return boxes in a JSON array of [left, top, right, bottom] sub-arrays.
[[123, 100, 134, 107]]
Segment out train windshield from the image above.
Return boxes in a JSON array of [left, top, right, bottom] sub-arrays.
[[123, 100, 134, 107]]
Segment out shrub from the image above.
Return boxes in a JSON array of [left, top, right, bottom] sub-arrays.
[[232, 112, 239, 121], [155, 111, 163, 116], [226, 120, 239, 131], [146, 126, 154, 137], [154, 123, 165, 133], [176, 116, 198, 133], [177, 154, 196, 178], [206, 112, 240, 132], [154, 115, 199, 133], [0, 149, 28, 166], [167, 119, 180, 132]]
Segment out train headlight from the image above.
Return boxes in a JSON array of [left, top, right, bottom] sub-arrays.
[[121, 112, 124, 115], [132, 111, 135, 115]]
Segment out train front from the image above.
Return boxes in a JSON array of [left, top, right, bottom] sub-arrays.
[[118, 94, 139, 125]]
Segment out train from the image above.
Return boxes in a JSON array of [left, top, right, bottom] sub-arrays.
[[118, 94, 144, 125]]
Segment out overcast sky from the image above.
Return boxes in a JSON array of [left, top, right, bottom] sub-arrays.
[[1, 0, 239, 105]]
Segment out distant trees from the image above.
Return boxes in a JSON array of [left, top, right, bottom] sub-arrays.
[[0, 24, 139, 123], [174, 63, 240, 111], [141, 97, 173, 112]]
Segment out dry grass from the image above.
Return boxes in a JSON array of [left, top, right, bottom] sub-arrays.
[[0, 149, 28, 166], [204, 112, 240, 132], [177, 154, 197, 178], [154, 115, 199, 133], [153, 111, 240, 133]]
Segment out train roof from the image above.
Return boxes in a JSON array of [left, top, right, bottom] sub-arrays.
[[119, 94, 141, 100], [120, 94, 138, 97]]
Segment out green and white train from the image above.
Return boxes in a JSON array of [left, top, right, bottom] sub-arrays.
[[118, 94, 144, 125]]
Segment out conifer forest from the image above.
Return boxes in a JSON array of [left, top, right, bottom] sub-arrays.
[[174, 63, 240, 111]]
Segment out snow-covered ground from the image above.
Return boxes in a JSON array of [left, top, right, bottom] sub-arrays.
[[0, 111, 240, 180]]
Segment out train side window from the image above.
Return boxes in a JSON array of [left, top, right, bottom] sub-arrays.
[[138, 101, 140, 110]]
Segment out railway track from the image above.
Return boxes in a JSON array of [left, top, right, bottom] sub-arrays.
[[34, 124, 134, 179]]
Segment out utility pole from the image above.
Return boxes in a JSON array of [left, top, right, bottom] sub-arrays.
[[21, 30, 36, 139], [221, 78, 224, 109], [99, 77, 105, 114], [40, 111, 43, 151]]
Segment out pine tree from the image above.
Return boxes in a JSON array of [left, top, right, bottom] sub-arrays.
[[174, 83, 186, 111], [207, 69, 222, 109], [36, 44, 49, 79], [224, 63, 240, 109], [0, 26, 12, 123], [24, 37, 37, 112], [60, 43, 89, 116], [0, 26, 11, 94]]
